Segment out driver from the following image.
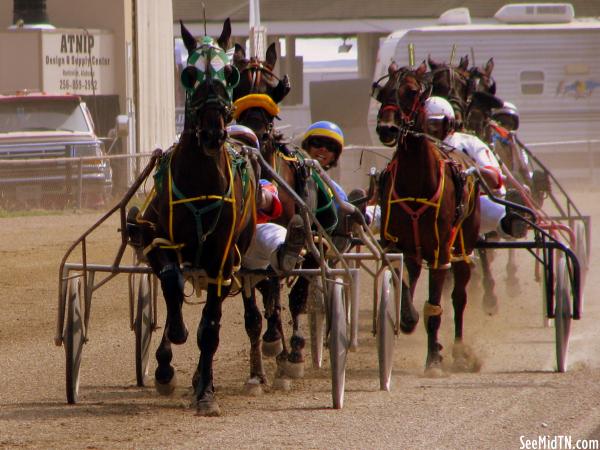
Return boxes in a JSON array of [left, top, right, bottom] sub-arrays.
[[227, 124, 305, 273], [423, 96, 527, 238]]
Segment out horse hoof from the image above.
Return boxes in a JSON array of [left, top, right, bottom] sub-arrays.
[[262, 338, 283, 358], [400, 307, 419, 334], [154, 371, 177, 396], [284, 360, 305, 379], [482, 294, 499, 316], [244, 377, 265, 396], [166, 323, 188, 345], [424, 365, 446, 378], [452, 343, 482, 373], [195, 400, 221, 417], [272, 376, 292, 391]]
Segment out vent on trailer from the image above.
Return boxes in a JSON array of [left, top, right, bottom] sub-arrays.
[[494, 3, 575, 24]]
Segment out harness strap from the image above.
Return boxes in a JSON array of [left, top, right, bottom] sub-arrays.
[[383, 158, 447, 268]]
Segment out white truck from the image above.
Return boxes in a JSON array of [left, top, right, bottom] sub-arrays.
[[368, 3, 600, 179], [0, 92, 113, 207]]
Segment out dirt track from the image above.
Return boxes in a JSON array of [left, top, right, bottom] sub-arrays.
[[1, 187, 600, 449]]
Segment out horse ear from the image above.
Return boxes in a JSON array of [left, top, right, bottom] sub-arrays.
[[217, 18, 232, 50], [388, 62, 398, 75], [427, 55, 439, 70], [459, 55, 469, 71], [180, 20, 197, 54], [265, 43, 277, 69], [484, 57, 494, 76], [416, 60, 428, 77], [234, 43, 246, 63]]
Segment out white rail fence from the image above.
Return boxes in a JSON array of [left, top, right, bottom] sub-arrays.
[[0, 139, 598, 210]]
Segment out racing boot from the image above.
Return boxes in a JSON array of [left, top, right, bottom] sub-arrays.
[[126, 206, 143, 248], [500, 210, 528, 239], [277, 214, 305, 273]]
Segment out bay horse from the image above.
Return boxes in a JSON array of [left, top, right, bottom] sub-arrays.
[[232, 43, 341, 378], [230, 42, 295, 378], [428, 57, 514, 313], [374, 61, 481, 373], [138, 20, 257, 415]]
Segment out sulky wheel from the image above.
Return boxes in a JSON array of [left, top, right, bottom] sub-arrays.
[[329, 278, 349, 409], [64, 277, 85, 404], [541, 251, 552, 328], [135, 273, 154, 386], [377, 269, 396, 391], [554, 256, 572, 373], [308, 276, 326, 369]]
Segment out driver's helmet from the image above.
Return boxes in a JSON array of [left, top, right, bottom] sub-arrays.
[[492, 101, 519, 131], [227, 124, 260, 149], [301, 121, 344, 158], [424, 96, 455, 121]]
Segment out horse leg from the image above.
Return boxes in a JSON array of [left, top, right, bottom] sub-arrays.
[[148, 250, 186, 395], [257, 277, 285, 357], [478, 248, 499, 316], [154, 331, 177, 395], [156, 260, 188, 344], [400, 257, 421, 334], [451, 261, 482, 372], [241, 285, 267, 395], [424, 268, 446, 374], [286, 274, 310, 379], [192, 284, 225, 417], [505, 248, 521, 295]]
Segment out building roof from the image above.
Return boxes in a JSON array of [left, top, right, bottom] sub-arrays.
[[174, 0, 600, 22]]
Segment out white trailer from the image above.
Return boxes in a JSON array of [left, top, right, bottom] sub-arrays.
[[367, 5, 600, 179]]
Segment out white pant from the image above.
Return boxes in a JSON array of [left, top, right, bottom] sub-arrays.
[[242, 222, 287, 271], [479, 195, 506, 235], [366, 195, 507, 236]]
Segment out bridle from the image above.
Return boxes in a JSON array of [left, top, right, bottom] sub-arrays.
[[374, 68, 430, 141]]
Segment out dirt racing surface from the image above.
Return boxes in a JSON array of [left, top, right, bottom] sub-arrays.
[[1, 187, 600, 449]]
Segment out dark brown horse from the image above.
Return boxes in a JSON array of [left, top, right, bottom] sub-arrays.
[[232, 44, 342, 378], [374, 61, 481, 372], [428, 55, 471, 127], [138, 20, 256, 415]]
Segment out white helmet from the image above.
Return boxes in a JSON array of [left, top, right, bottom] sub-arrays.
[[227, 124, 260, 149], [492, 101, 519, 130], [424, 96, 455, 121]]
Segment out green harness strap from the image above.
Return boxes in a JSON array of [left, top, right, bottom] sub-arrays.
[[167, 145, 251, 268]]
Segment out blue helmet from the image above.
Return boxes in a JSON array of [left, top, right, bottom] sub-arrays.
[[302, 121, 344, 154]]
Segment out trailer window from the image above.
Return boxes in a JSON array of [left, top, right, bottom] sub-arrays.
[[520, 71, 544, 95]]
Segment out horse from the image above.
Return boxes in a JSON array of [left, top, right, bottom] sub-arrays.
[[230, 42, 296, 379], [137, 19, 257, 415], [232, 43, 343, 378], [428, 55, 471, 128], [428, 57, 516, 313], [374, 61, 481, 373]]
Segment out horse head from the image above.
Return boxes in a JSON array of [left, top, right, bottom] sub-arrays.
[[468, 57, 496, 98], [232, 43, 290, 160], [373, 61, 430, 147], [179, 19, 240, 157], [428, 55, 470, 126]]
